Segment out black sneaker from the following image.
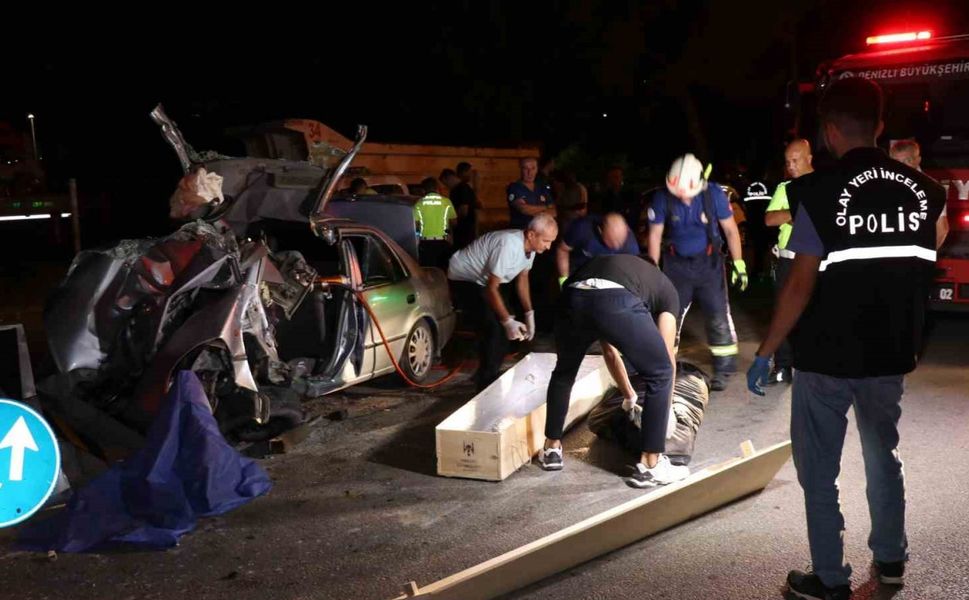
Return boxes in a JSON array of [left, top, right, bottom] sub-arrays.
[[786, 570, 851, 600], [538, 447, 563, 471], [710, 372, 727, 391], [872, 560, 905, 585]]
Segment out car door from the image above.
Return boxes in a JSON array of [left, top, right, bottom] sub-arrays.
[[345, 233, 418, 377]]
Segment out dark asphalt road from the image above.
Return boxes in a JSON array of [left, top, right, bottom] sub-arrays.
[[1, 279, 967, 600]]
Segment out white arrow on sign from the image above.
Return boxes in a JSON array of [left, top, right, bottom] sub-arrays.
[[0, 417, 39, 481]]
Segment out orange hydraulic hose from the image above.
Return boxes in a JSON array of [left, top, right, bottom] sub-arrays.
[[351, 289, 465, 389]]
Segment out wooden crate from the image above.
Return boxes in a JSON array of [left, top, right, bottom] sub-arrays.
[[436, 353, 613, 481]]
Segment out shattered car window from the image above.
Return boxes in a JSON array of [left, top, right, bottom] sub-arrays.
[[349, 235, 404, 286]]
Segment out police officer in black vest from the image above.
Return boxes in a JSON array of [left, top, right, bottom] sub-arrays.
[[747, 78, 948, 600]]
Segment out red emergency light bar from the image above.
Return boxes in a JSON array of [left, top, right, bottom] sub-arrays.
[[866, 31, 932, 45]]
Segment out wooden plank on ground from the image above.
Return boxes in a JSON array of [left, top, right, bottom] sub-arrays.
[[396, 440, 792, 600]]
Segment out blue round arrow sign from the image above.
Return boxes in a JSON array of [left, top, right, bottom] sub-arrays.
[[0, 399, 61, 528]]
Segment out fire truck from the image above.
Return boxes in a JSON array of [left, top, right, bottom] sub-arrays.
[[805, 29, 969, 310]]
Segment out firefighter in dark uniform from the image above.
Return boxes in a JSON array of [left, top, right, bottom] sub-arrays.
[[647, 154, 748, 391], [748, 78, 948, 600]]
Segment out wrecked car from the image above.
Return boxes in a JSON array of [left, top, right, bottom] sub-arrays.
[[39, 107, 455, 454]]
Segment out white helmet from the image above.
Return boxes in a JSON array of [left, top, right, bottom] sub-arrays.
[[666, 153, 706, 199]]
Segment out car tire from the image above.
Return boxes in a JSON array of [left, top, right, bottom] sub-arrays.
[[400, 319, 436, 384]]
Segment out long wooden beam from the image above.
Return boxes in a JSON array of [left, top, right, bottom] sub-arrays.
[[395, 440, 792, 600]]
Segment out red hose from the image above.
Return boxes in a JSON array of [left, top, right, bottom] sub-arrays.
[[353, 290, 465, 389]]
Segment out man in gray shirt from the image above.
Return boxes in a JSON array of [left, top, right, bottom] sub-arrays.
[[448, 214, 558, 391]]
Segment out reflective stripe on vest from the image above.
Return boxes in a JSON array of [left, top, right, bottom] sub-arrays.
[[818, 245, 936, 272]]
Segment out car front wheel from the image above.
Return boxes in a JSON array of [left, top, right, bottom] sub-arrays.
[[400, 319, 435, 383]]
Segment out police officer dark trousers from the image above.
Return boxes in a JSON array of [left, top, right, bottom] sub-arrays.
[[647, 154, 748, 391]]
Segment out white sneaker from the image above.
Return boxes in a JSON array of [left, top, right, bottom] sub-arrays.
[[624, 455, 690, 488], [538, 447, 564, 471]]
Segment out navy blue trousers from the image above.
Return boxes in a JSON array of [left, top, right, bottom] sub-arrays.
[[663, 251, 737, 373], [546, 288, 673, 453]]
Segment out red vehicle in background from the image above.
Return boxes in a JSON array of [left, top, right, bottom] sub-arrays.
[[805, 29, 969, 310]]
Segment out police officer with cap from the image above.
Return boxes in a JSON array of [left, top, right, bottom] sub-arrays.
[[747, 78, 948, 600], [743, 179, 772, 282], [647, 154, 747, 391]]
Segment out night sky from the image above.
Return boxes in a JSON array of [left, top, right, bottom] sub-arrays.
[[2, 0, 967, 239]]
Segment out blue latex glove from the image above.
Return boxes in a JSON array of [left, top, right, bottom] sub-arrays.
[[747, 355, 771, 396]]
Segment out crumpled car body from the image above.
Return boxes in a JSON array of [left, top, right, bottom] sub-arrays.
[[39, 109, 454, 450]]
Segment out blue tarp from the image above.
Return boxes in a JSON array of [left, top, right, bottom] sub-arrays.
[[18, 371, 272, 552]]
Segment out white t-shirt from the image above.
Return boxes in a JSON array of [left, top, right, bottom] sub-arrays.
[[448, 229, 535, 286]]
